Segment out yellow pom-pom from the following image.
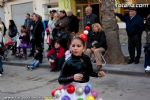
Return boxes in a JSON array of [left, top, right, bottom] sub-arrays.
[[86, 96, 95, 100]]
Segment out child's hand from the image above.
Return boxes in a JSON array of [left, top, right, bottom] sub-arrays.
[[49, 59, 54, 63], [98, 71, 106, 78], [74, 73, 83, 81]]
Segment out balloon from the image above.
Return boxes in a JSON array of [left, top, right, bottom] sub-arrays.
[[61, 95, 70, 100], [86, 96, 95, 100], [83, 30, 89, 35], [87, 84, 92, 90], [76, 87, 84, 96], [51, 89, 56, 97], [80, 34, 88, 42], [55, 90, 61, 98], [84, 85, 91, 94], [67, 84, 75, 94], [85, 26, 90, 31], [77, 98, 84, 100], [91, 91, 98, 99]]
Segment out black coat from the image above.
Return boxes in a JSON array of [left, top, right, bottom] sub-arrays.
[[32, 20, 44, 43], [87, 31, 107, 50], [68, 15, 79, 33], [58, 54, 98, 85]]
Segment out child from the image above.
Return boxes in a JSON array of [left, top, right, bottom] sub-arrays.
[[51, 36, 105, 100], [47, 40, 65, 71], [26, 47, 43, 70], [16, 25, 30, 58]]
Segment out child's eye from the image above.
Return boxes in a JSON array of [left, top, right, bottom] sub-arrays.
[[77, 44, 81, 47], [72, 44, 75, 47]]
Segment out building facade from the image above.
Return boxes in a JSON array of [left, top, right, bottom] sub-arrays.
[[0, 0, 149, 29], [0, 0, 58, 28]]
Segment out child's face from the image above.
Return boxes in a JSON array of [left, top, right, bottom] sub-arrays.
[[70, 39, 84, 56], [54, 42, 60, 49]]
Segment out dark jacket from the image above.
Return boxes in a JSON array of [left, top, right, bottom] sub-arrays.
[[32, 20, 44, 43], [116, 13, 144, 36], [84, 13, 99, 28], [58, 54, 98, 85], [47, 47, 65, 60], [68, 15, 79, 33], [87, 31, 107, 50], [8, 25, 18, 38]]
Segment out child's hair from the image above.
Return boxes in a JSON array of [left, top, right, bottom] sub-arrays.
[[21, 25, 27, 33], [54, 40, 61, 45], [71, 36, 86, 47]]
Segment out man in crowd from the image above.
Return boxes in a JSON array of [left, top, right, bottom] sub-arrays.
[[67, 10, 79, 34], [116, 8, 144, 64]]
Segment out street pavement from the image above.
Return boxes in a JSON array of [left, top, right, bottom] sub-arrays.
[[0, 65, 150, 100]]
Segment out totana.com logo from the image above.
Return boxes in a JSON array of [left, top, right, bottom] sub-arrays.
[[116, 3, 149, 8]]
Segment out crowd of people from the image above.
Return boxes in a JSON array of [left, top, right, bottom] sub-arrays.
[[0, 6, 149, 78]]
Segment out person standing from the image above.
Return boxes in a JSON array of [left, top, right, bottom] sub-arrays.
[[67, 10, 79, 34], [29, 13, 44, 59], [84, 6, 99, 28], [51, 36, 105, 99], [24, 13, 32, 32], [54, 10, 70, 50], [116, 8, 144, 64]]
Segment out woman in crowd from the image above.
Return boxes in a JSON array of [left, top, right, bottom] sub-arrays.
[[85, 23, 107, 70], [7, 20, 18, 55]]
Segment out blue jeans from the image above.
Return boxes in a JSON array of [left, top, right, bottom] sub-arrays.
[[31, 59, 39, 69], [0, 56, 3, 73]]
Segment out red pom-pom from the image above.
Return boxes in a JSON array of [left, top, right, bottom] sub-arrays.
[[67, 84, 75, 94], [85, 26, 90, 31], [46, 28, 49, 33], [51, 89, 56, 97], [80, 34, 88, 42]]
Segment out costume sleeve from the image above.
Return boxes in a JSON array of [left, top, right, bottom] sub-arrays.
[[56, 47, 65, 59], [58, 62, 74, 85]]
